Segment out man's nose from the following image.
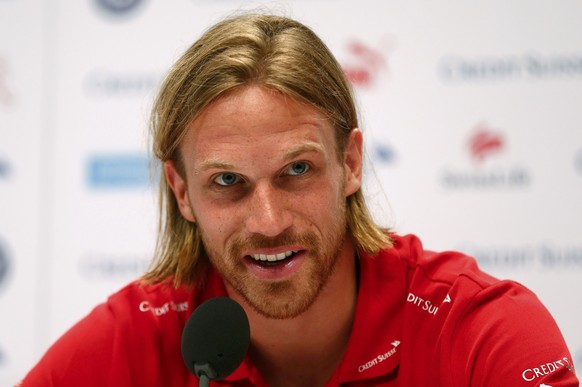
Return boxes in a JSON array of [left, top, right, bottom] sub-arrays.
[[245, 181, 293, 237]]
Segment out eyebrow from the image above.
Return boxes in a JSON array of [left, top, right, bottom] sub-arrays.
[[283, 142, 325, 162], [194, 158, 234, 174], [194, 141, 325, 174]]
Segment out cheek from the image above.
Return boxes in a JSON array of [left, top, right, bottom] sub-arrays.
[[190, 192, 243, 240], [306, 179, 345, 221]]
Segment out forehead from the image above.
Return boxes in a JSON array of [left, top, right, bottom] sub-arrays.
[[180, 85, 338, 162]]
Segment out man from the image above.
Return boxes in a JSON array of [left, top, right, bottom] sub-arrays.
[[20, 13, 578, 386]]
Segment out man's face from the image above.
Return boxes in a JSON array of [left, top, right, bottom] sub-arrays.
[[165, 85, 362, 319]]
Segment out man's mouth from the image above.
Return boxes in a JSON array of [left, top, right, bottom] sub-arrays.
[[248, 250, 300, 267]]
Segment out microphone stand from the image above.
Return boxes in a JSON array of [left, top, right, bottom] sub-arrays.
[[198, 374, 209, 387], [195, 363, 217, 387]]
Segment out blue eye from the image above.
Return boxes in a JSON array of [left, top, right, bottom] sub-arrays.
[[214, 172, 240, 186], [287, 162, 310, 176]]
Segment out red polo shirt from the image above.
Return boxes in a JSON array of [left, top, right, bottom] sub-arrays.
[[20, 234, 578, 386]]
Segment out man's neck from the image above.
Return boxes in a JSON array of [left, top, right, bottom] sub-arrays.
[[229, 239, 359, 387]]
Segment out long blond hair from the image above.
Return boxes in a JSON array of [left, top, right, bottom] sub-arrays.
[[143, 13, 391, 287]]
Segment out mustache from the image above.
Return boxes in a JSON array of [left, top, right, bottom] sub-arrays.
[[228, 231, 318, 256]]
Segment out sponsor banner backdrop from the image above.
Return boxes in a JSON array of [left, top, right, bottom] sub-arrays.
[[1, 0, 581, 385], [0, 0, 48, 384]]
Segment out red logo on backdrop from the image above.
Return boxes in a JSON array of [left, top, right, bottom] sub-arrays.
[[442, 122, 529, 189], [341, 38, 395, 88], [467, 122, 505, 164], [0, 57, 15, 107]]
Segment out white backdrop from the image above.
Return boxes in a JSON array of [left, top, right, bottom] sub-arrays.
[[1, 0, 581, 385]]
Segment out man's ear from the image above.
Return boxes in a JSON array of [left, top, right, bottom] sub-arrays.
[[164, 160, 196, 222], [343, 128, 363, 197]]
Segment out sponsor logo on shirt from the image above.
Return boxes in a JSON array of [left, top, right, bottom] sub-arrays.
[[406, 292, 453, 316], [521, 357, 575, 382], [357, 340, 400, 373], [139, 300, 189, 316]]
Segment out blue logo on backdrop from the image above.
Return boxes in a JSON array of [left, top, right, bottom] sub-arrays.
[[0, 157, 10, 180], [94, 0, 144, 19], [0, 240, 10, 292], [95, 0, 145, 16], [372, 144, 396, 164], [87, 154, 151, 189]]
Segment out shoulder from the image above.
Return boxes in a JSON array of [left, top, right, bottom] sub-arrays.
[[379, 234, 578, 386], [444, 278, 578, 386], [384, 234, 569, 335], [106, 279, 192, 321], [387, 233, 497, 287], [366, 233, 502, 309], [19, 280, 197, 386]]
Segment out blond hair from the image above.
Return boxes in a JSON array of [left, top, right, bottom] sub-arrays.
[[143, 13, 391, 287]]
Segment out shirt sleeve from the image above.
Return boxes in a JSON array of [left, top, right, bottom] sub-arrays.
[[17, 302, 120, 387], [449, 280, 578, 387], [17, 282, 195, 387]]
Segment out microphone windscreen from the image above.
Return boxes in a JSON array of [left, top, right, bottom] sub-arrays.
[[181, 297, 250, 380]]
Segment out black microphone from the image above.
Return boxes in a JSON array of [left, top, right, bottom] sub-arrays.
[[181, 297, 251, 387]]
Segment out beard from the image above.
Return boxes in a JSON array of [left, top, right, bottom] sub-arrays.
[[200, 203, 348, 320]]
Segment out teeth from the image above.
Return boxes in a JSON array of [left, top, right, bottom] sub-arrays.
[[251, 250, 297, 262]]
